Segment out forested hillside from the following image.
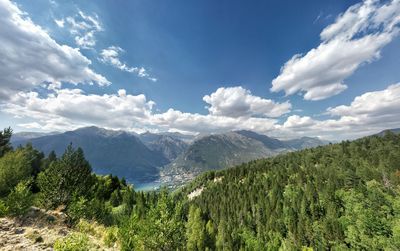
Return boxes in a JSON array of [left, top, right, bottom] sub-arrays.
[[1, 126, 400, 250]]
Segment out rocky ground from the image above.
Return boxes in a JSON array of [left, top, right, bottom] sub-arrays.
[[0, 207, 117, 251], [0, 207, 70, 250]]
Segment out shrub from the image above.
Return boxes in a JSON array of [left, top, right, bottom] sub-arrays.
[[6, 179, 33, 216], [53, 233, 91, 251], [103, 226, 118, 247], [0, 149, 32, 196], [66, 196, 88, 225], [0, 200, 8, 216]]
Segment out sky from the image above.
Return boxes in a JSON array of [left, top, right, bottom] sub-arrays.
[[0, 0, 399, 140]]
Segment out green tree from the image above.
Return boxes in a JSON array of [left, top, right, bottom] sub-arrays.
[[0, 127, 12, 158], [6, 179, 33, 216], [186, 205, 206, 251], [37, 145, 94, 209], [0, 148, 32, 196]]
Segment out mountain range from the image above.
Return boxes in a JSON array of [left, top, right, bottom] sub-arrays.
[[12, 126, 329, 187]]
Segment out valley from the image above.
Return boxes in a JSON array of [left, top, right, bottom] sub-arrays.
[[11, 126, 328, 190]]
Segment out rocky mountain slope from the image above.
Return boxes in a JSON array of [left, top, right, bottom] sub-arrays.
[[12, 127, 168, 184], [161, 130, 328, 186], [139, 132, 189, 161]]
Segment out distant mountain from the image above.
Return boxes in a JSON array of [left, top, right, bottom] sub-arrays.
[[139, 132, 189, 161], [12, 127, 329, 187], [283, 136, 330, 150], [235, 130, 286, 149], [12, 126, 168, 184], [376, 128, 400, 136], [161, 131, 329, 186], [11, 131, 59, 143]]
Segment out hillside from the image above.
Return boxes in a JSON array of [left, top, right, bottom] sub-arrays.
[[139, 132, 189, 161], [161, 130, 327, 186], [174, 131, 400, 250], [12, 127, 168, 184], [11, 127, 327, 188]]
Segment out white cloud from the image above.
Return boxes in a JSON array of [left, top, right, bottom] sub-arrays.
[[151, 109, 277, 134], [2, 86, 278, 134], [3, 88, 155, 131], [100, 46, 157, 82], [54, 18, 64, 28], [61, 10, 103, 48], [0, 0, 109, 99], [271, 0, 400, 100], [203, 86, 291, 118], [278, 83, 400, 140], [3, 83, 400, 140]]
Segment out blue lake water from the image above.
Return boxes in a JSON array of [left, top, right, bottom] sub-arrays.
[[133, 180, 162, 191]]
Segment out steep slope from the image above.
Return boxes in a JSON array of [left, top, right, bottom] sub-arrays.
[[282, 136, 329, 150], [161, 131, 328, 186], [161, 132, 288, 185], [376, 128, 400, 136], [140, 132, 188, 161], [176, 132, 400, 250], [11, 131, 59, 143], [235, 130, 286, 149], [12, 127, 168, 184]]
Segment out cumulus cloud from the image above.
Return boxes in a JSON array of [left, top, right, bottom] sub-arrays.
[[100, 46, 157, 82], [57, 10, 103, 48], [203, 86, 291, 118], [2, 86, 278, 134], [3, 88, 155, 131], [278, 83, 400, 140], [3, 83, 400, 140], [0, 0, 109, 99], [271, 0, 400, 100], [151, 109, 277, 134]]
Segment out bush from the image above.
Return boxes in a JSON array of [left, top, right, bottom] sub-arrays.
[[0, 200, 8, 216], [66, 196, 88, 225], [0, 149, 32, 196], [53, 233, 91, 251], [6, 179, 33, 216], [103, 226, 118, 247]]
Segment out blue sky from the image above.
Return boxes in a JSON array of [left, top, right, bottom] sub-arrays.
[[0, 0, 399, 140]]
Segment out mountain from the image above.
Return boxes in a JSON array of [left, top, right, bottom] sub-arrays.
[[283, 136, 330, 150], [11, 131, 59, 143], [11, 127, 329, 188], [235, 130, 287, 149], [139, 132, 189, 161], [376, 128, 400, 136], [160, 131, 328, 186], [174, 131, 400, 250], [12, 126, 168, 184]]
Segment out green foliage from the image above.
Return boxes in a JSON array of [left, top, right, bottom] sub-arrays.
[[37, 145, 94, 209], [5, 179, 33, 216], [103, 226, 118, 247], [180, 133, 400, 250], [118, 189, 185, 250], [0, 148, 32, 196], [186, 205, 206, 251], [0, 200, 9, 217], [0, 127, 12, 158], [53, 232, 91, 251]]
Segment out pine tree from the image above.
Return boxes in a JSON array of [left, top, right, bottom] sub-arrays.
[[0, 127, 12, 158], [186, 205, 206, 251], [37, 144, 94, 208]]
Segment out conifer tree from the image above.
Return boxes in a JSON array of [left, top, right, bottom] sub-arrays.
[[38, 144, 94, 208]]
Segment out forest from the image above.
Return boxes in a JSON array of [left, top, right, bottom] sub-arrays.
[[1, 126, 400, 250]]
